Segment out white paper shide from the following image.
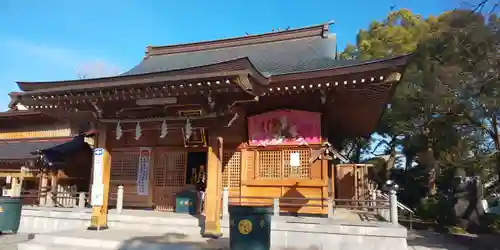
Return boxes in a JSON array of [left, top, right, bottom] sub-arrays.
[[290, 152, 301, 167], [136, 147, 151, 195]]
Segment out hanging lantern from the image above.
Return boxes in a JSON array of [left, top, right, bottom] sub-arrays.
[[207, 90, 215, 110], [320, 90, 327, 104], [184, 118, 192, 141], [135, 122, 142, 141], [115, 121, 123, 140], [160, 119, 168, 139]]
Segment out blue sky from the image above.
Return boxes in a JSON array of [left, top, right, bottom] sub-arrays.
[[0, 0, 456, 111]]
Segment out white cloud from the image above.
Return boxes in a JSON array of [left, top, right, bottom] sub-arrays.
[[76, 60, 121, 79], [4, 38, 121, 78]]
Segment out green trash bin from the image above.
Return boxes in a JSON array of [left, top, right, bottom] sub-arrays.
[[175, 189, 197, 215], [0, 197, 22, 233], [229, 205, 272, 250]]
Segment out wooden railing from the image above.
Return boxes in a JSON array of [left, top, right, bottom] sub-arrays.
[[222, 187, 398, 224], [16, 185, 405, 229], [226, 196, 389, 211], [19, 188, 89, 208]]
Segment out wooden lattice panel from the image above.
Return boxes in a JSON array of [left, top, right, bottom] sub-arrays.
[[256, 149, 312, 180], [153, 151, 187, 211], [111, 151, 139, 181], [222, 151, 241, 188], [109, 183, 148, 207], [154, 186, 184, 211], [247, 151, 255, 180], [154, 152, 186, 187], [257, 151, 282, 180], [283, 149, 311, 179]]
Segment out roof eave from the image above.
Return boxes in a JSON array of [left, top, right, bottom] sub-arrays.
[[0, 110, 42, 117], [269, 54, 411, 82], [14, 57, 270, 95]]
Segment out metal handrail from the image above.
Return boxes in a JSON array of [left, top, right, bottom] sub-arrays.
[[376, 191, 415, 232], [378, 193, 414, 214]]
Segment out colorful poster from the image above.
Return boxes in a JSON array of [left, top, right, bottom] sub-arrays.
[[136, 147, 151, 196], [247, 110, 322, 146]]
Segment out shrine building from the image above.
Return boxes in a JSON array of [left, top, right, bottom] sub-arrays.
[[9, 23, 409, 236], [0, 105, 94, 206]]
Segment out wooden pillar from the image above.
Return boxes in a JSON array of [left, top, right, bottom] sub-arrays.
[[203, 134, 223, 238], [148, 148, 156, 207], [39, 173, 49, 206], [88, 123, 112, 231], [48, 173, 58, 206]]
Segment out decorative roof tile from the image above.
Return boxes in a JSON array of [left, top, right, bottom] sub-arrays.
[[0, 138, 72, 160], [122, 36, 342, 77]]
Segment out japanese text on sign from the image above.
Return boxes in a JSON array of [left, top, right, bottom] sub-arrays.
[[136, 147, 151, 196]]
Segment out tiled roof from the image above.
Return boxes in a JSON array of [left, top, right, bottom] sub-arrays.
[[122, 36, 348, 77], [0, 138, 72, 160], [40, 135, 87, 165]]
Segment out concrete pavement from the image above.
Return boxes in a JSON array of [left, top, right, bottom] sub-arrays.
[[0, 233, 34, 250], [3, 229, 495, 250]]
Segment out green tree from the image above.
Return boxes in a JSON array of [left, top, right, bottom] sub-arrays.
[[344, 8, 500, 199]]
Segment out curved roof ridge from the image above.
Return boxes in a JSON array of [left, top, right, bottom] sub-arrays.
[[146, 22, 332, 57]]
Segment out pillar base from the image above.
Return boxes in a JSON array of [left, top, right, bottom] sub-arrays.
[[202, 230, 223, 239], [202, 221, 222, 238], [87, 225, 109, 231]]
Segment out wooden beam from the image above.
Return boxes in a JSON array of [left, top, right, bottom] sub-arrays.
[[203, 135, 223, 238], [0, 172, 36, 178]]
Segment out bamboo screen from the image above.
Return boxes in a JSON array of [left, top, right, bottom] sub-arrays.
[[154, 152, 186, 187], [221, 151, 241, 188], [256, 149, 311, 179], [111, 151, 139, 181]]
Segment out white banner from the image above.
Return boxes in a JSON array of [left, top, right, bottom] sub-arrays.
[[136, 147, 151, 196], [91, 148, 105, 206], [91, 184, 104, 206], [92, 148, 104, 185]]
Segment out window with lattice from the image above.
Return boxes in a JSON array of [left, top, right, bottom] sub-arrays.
[[222, 151, 241, 188], [154, 152, 186, 187], [111, 152, 139, 181], [256, 149, 311, 179]]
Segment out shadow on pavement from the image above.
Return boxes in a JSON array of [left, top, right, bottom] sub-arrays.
[[407, 230, 500, 250], [446, 233, 500, 250], [116, 232, 228, 250]]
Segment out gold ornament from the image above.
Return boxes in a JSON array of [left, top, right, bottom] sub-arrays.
[[238, 219, 253, 235]]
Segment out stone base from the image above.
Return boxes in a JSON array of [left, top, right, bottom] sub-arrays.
[[19, 207, 408, 250], [87, 225, 109, 231], [222, 217, 408, 250], [19, 207, 200, 234]]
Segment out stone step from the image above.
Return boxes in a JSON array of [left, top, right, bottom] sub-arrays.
[[20, 209, 202, 234], [108, 215, 202, 233], [0, 233, 34, 249], [18, 229, 228, 250]]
